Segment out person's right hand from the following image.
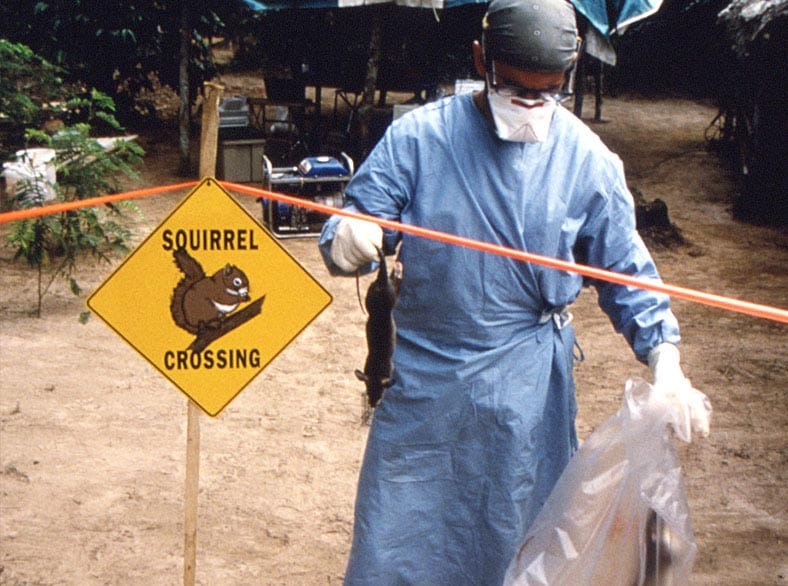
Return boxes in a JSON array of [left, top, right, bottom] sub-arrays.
[[330, 216, 383, 272]]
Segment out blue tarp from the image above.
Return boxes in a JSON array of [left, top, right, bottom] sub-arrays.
[[243, 0, 486, 10], [244, 0, 663, 38], [569, 0, 664, 37]]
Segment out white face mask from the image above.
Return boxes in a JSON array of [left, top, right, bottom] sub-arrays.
[[487, 91, 557, 143]]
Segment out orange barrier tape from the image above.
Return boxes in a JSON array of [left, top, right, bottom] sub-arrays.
[[1, 178, 784, 324], [222, 180, 788, 325], [0, 181, 199, 224]]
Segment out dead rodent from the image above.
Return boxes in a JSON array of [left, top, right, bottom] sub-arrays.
[[355, 248, 397, 408]]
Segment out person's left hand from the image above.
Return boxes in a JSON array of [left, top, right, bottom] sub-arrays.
[[648, 343, 712, 443]]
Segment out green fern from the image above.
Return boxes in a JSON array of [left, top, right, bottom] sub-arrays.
[[2, 41, 145, 318]]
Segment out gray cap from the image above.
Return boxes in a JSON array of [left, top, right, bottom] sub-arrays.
[[482, 0, 579, 72]]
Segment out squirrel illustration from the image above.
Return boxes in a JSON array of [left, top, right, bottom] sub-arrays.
[[170, 247, 250, 335]]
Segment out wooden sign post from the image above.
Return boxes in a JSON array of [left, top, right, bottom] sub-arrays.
[[87, 79, 331, 585], [183, 80, 224, 586]]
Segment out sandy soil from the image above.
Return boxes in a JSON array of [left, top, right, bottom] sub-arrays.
[[1, 89, 786, 585]]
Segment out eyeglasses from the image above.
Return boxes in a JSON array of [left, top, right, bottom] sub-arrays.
[[486, 62, 568, 104]]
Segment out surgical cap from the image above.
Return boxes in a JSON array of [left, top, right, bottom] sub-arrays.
[[483, 0, 579, 72]]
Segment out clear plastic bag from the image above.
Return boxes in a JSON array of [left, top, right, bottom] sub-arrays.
[[504, 378, 697, 586]]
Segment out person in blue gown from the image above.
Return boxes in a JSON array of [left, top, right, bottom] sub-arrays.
[[319, 0, 711, 583]]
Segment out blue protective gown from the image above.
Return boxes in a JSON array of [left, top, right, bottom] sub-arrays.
[[319, 93, 680, 585]]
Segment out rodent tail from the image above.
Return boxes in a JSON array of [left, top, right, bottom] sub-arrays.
[[170, 248, 202, 334], [376, 246, 386, 271], [173, 247, 205, 280], [170, 279, 199, 334]]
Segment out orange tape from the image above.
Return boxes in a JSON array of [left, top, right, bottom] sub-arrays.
[[0, 181, 199, 223], [222, 180, 788, 325], [2, 178, 784, 324]]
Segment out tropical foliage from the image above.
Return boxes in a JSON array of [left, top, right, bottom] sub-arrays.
[[0, 0, 246, 124], [1, 40, 144, 317]]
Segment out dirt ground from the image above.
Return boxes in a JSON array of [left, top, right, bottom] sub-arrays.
[[1, 82, 786, 585]]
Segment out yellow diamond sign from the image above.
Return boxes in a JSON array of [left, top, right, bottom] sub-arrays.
[[87, 178, 332, 416]]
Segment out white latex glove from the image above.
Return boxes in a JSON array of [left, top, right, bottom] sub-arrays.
[[330, 216, 383, 273], [648, 343, 712, 443]]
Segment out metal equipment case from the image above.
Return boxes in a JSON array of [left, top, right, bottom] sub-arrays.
[[217, 138, 266, 183], [260, 153, 353, 238]]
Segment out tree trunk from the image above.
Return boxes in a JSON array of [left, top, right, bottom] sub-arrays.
[[573, 46, 586, 118], [178, 0, 191, 176], [361, 9, 383, 110], [353, 7, 384, 161], [594, 62, 604, 122]]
